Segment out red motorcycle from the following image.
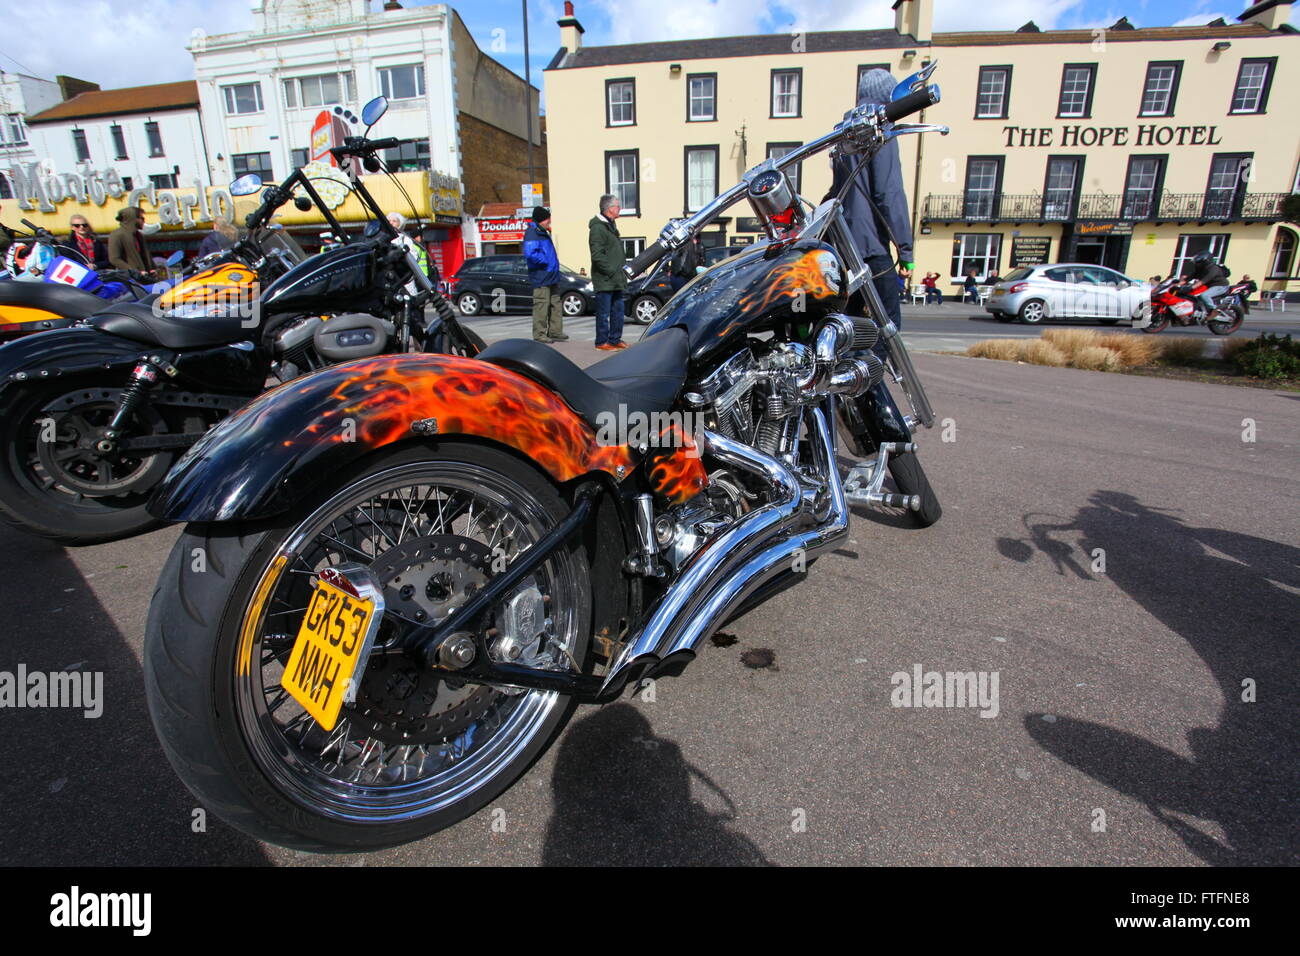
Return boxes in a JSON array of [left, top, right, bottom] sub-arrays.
[[1142, 277, 1243, 335]]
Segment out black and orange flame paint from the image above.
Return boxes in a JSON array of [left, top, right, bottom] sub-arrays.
[[286, 353, 636, 479], [157, 262, 260, 311], [646, 421, 708, 504], [738, 249, 840, 315]]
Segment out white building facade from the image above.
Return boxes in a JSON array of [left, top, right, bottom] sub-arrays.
[[0, 72, 66, 197]]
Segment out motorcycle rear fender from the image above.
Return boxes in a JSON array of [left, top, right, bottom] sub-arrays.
[[0, 326, 153, 394], [148, 352, 641, 522]]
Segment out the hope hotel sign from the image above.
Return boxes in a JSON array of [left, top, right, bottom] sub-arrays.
[[1002, 124, 1227, 148]]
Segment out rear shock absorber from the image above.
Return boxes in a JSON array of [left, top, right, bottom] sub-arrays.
[[96, 354, 176, 453]]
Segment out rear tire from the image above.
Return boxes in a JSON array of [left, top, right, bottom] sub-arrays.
[[1208, 307, 1243, 336], [630, 294, 660, 325], [888, 450, 942, 528], [0, 379, 173, 545], [456, 292, 482, 317], [1017, 299, 1046, 325], [144, 442, 591, 852]]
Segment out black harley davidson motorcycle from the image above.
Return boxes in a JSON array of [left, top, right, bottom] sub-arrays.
[[0, 96, 479, 545], [142, 68, 947, 850]]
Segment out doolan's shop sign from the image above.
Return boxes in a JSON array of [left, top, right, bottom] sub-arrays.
[[5, 162, 234, 227]]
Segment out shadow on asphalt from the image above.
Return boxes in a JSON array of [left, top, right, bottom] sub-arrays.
[[0, 527, 269, 866], [542, 704, 771, 865], [997, 491, 1298, 865]]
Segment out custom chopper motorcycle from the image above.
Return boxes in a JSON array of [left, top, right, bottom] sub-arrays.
[[142, 70, 946, 851], [0, 96, 479, 545]]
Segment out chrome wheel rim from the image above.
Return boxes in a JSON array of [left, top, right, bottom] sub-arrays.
[[233, 460, 583, 823], [1021, 301, 1044, 323], [457, 294, 479, 315], [634, 298, 658, 322], [561, 294, 583, 316]]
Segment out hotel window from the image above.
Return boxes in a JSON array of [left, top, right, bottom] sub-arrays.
[[2, 113, 26, 145], [1122, 156, 1165, 220], [951, 234, 1002, 280], [771, 69, 801, 118], [855, 63, 891, 100], [1043, 157, 1082, 220], [145, 121, 164, 157], [232, 151, 273, 182], [766, 142, 802, 194], [687, 74, 716, 122], [378, 64, 425, 101], [72, 129, 90, 162], [1057, 64, 1096, 118], [606, 79, 635, 126], [606, 150, 639, 214], [383, 139, 430, 172], [283, 72, 356, 109], [1229, 58, 1274, 114], [1139, 61, 1181, 116], [1204, 153, 1250, 218], [222, 82, 264, 115], [1269, 228, 1296, 278], [963, 157, 1002, 219], [149, 173, 178, 189], [1171, 234, 1229, 278], [975, 66, 1011, 119], [685, 146, 719, 213], [110, 124, 128, 160]]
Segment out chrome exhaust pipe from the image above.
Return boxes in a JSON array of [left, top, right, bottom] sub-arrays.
[[601, 403, 849, 694]]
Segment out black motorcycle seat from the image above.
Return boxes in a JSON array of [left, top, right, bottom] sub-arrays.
[[87, 302, 254, 349], [477, 328, 689, 430], [0, 279, 107, 319]]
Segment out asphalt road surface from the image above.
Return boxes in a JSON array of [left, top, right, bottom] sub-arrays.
[[0, 348, 1295, 866]]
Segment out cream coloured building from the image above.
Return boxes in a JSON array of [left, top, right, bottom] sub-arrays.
[[543, 0, 1299, 296]]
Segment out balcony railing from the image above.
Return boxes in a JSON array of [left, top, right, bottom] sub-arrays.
[[923, 192, 1289, 224]]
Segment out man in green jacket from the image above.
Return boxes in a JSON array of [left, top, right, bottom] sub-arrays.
[[588, 194, 627, 350]]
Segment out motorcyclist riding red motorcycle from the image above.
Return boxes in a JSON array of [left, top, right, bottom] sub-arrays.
[[1184, 252, 1230, 318]]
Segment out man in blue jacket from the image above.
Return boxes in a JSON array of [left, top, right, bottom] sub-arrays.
[[826, 68, 914, 333], [524, 206, 568, 343]]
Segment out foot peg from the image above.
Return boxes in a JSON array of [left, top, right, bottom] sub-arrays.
[[843, 442, 920, 511]]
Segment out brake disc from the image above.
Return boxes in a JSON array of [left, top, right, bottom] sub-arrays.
[[345, 535, 502, 745]]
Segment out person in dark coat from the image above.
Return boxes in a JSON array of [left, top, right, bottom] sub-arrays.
[[197, 217, 237, 258], [1186, 252, 1229, 316], [65, 214, 109, 269], [825, 68, 914, 331], [107, 206, 154, 276], [588, 194, 627, 350], [523, 206, 567, 343]]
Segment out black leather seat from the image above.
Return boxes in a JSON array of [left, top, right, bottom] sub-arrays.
[[87, 302, 254, 349], [0, 279, 108, 319], [477, 327, 689, 429]]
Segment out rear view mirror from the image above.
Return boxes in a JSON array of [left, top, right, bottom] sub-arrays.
[[361, 96, 388, 128], [294, 196, 313, 211], [230, 174, 263, 196]]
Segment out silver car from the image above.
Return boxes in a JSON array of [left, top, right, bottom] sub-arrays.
[[985, 263, 1152, 325]]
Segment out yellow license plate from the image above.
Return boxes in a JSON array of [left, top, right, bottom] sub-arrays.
[[992, 288, 1005, 295], [281, 579, 376, 731]]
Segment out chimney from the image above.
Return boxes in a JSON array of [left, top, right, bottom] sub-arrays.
[[558, 1, 585, 52], [1237, 0, 1293, 30], [892, 0, 933, 44]]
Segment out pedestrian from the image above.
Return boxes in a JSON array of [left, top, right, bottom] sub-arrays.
[[984, 268, 1000, 286], [66, 214, 109, 269], [668, 235, 701, 294], [588, 194, 628, 350], [922, 271, 942, 304], [197, 216, 237, 258], [387, 211, 427, 293], [524, 206, 567, 343], [107, 206, 155, 277], [824, 68, 914, 332], [1237, 273, 1258, 313], [962, 268, 980, 300]]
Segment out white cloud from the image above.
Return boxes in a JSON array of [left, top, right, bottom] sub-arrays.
[[5, 0, 253, 88]]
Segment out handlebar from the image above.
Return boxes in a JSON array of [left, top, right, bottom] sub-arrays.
[[625, 241, 668, 279], [883, 86, 939, 123]]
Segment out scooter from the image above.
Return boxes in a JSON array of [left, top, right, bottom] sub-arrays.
[[1143, 277, 1243, 335]]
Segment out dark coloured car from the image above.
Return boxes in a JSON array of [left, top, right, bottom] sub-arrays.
[[449, 255, 593, 317], [626, 244, 758, 324]]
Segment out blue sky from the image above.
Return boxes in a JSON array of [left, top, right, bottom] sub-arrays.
[[0, 0, 1283, 93]]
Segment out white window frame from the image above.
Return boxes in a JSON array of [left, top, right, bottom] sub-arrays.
[[283, 71, 356, 110], [378, 64, 425, 102], [621, 237, 646, 260], [1140, 63, 1178, 116], [687, 74, 715, 122], [771, 70, 800, 118], [1171, 234, 1229, 278], [976, 67, 1010, 119], [685, 147, 717, 213], [951, 233, 1002, 281], [1229, 60, 1270, 114], [1058, 65, 1093, 118], [607, 80, 635, 126], [222, 82, 264, 116], [607, 151, 638, 215]]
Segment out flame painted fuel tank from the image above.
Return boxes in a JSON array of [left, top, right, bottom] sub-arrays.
[[642, 239, 847, 364]]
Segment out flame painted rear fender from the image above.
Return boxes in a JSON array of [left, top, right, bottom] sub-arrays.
[[0, 326, 153, 395], [148, 352, 644, 522]]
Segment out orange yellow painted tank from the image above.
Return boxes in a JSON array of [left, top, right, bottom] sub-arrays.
[[156, 262, 260, 312]]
